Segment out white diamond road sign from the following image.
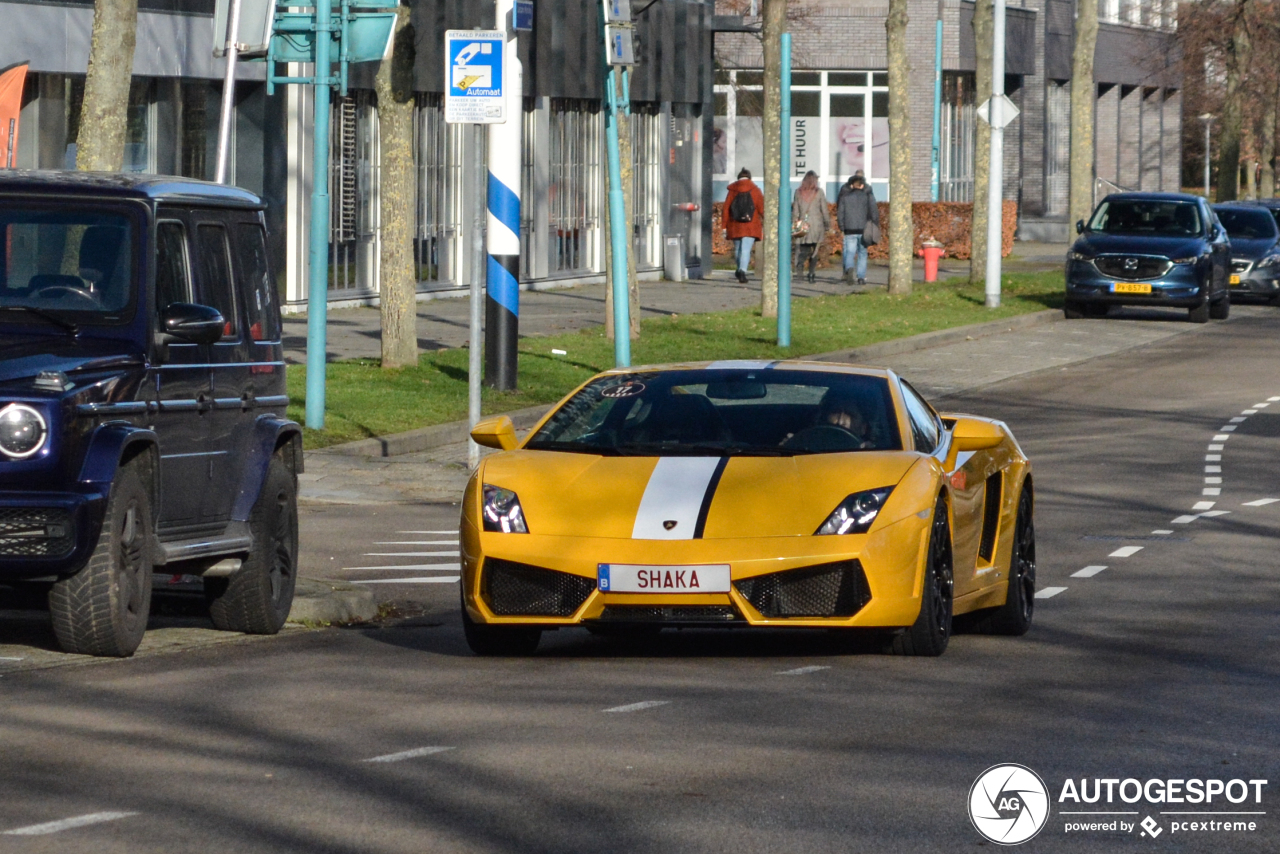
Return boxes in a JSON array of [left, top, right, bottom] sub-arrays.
[[977, 94, 1020, 129], [444, 30, 505, 124]]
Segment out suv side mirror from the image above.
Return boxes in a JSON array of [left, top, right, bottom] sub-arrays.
[[161, 302, 225, 345], [1075, 220, 1085, 234]]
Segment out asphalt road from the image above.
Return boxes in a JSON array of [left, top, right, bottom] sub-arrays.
[[2, 307, 1279, 853]]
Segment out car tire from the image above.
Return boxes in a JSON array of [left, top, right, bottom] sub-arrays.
[[206, 455, 298, 634], [1188, 300, 1210, 323], [1063, 301, 1084, 320], [49, 459, 154, 657], [972, 486, 1036, 636], [1209, 296, 1230, 319], [1083, 302, 1110, 318], [889, 497, 953, 657], [460, 588, 541, 655]]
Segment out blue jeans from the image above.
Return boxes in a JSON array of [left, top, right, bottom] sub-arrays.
[[734, 236, 756, 273], [842, 233, 867, 279]]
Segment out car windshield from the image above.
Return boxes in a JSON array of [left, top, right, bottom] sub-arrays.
[[526, 369, 904, 456], [1087, 200, 1202, 237], [0, 205, 136, 324], [1216, 207, 1279, 241]]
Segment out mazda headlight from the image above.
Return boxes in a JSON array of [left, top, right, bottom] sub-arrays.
[[815, 487, 894, 535], [1170, 255, 1204, 265], [1067, 251, 1092, 262], [0, 404, 48, 459], [482, 484, 528, 533]]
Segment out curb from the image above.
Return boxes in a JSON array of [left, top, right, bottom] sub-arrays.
[[309, 308, 1062, 460], [287, 577, 378, 625]]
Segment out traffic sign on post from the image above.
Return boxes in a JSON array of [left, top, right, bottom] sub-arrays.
[[213, 0, 275, 58], [444, 31, 506, 124]]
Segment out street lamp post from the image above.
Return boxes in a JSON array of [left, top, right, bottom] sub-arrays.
[[1199, 113, 1214, 199]]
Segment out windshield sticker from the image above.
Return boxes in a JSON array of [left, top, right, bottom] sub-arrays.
[[602, 381, 646, 398]]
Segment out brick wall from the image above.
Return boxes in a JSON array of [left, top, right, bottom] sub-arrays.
[[1095, 84, 1119, 184], [1118, 85, 1141, 188], [1141, 87, 1163, 190], [1162, 88, 1181, 191]]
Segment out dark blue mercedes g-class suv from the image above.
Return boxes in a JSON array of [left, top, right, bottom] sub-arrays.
[[0, 172, 301, 657]]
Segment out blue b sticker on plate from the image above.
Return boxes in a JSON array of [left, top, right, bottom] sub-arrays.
[[598, 564, 611, 591]]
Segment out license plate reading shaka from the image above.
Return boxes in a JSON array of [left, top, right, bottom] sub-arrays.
[[598, 564, 731, 593]]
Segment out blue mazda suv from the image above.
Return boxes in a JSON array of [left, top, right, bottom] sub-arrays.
[[1065, 193, 1231, 323]]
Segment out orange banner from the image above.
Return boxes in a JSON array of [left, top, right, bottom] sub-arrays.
[[0, 61, 29, 169]]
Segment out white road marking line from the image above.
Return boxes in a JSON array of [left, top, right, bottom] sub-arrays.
[[1206, 454, 1221, 462], [1269, 396, 1280, 402], [1035, 587, 1067, 599], [1071, 565, 1108, 578], [342, 564, 461, 571], [372, 541, 458, 546], [1209, 444, 1225, 451], [3, 812, 138, 836], [351, 577, 460, 584], [1253, 402, 1271, 408], [1205, 477, 1222, 484], [1221, 425, 1238, 432], [1243, 498, 1280, 507], [364, 746, 455, 763], [777, 665, 830, 676], [1200, 510, 1230, 517], [603, 700, 670, 713], [1151, 530, 1174, 535], [1205, 466, 1222, 473], [1109, 546, 1143, 558], [1203, 487, 1222, 496], [1193, 501, 1216, 511], [0, 656, 24, 661], [397, 530, 459, 534], [1213, 435, 1231, 442], [1243, 409, 1258, 415], [363, 551, 461, 557], [1171, 515, 1200, 524], [1229, 416, 1246, 423]]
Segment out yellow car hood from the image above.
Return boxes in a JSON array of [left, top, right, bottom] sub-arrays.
[[480, 450, 921, 539]]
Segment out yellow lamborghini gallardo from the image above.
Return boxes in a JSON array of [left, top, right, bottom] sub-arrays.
[[462, 361, 1035, 656]]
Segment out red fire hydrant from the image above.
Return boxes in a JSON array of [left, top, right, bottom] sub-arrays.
[[921, 239, 945, 283]]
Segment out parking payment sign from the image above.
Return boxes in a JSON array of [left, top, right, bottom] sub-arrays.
[[444, 30, 505, 124]]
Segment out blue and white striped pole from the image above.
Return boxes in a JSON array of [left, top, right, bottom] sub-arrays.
[[485, 0, 522, 390]]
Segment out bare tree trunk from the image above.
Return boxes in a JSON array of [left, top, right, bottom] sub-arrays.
[[1069, 0, 1098, 227], [886, 0, 912, 295], [1217, 0, 1252, 202], [1260, 87, 1277, 198], [970, 0, 992, 285], [1244, 159, 1258, 199], [375, 8, 418, 369], [617, 81, 640, 339], [761, 0, 785, 319], [76, 0, 138, 171]]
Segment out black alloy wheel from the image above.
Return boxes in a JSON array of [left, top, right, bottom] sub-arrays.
[[890, 497, 953, 657], [461, 587, 542, 656], [977, 486, 1036, 636]]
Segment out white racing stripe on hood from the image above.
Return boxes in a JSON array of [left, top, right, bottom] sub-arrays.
[[632, 457, 723, 539]]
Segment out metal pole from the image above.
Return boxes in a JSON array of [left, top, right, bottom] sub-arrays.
[[305, 0, 334, 429], [605, 67, 631, 367], [214, 0, 243, 184], [468, 125, 485, 469], [1201, 114, 1213, 198], [777, 32, 792, 348], [984, 0, 1005, 309], [485, 0, 521, 390], [931, 7, 943, 203]]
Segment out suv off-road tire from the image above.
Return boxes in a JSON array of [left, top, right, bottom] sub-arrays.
[[206, 455, 298, 634], [970, 487, 1036, 636], [889, 497, 953, 657], [1209, 296, 1230, 319], [1189, 300, 1210, 323], [49, 461, 154, 656]]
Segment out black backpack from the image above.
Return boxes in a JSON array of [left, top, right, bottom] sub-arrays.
[[729, 188, 755, 223]]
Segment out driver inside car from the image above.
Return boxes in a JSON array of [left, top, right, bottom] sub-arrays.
[[816, 387, 874, 449]]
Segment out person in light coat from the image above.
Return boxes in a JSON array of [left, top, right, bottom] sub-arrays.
[[791, 170, 831, 283]]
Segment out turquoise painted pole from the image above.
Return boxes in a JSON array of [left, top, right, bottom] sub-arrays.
[[605, 67, 631, 367], [931, 14, 942, 202], [777, 32, 792, 348], [305, 0, 334, 429]]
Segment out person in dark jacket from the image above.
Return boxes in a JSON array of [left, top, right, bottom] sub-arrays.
[[724, 168, 765, 283], [836, 171, 878, 286]]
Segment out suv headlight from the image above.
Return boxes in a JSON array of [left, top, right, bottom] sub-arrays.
[[815, 487, 894, 535], [0, 404, 48, 459], [482, 484, 528, 533], [1257, 254, 1280, 268], [1171, 255, 1204, 265], [1067, 251, 1092, 262]]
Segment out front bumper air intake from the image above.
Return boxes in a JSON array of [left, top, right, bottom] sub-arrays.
[[734, 560, 871, 618], [484, 558, 595, 617]]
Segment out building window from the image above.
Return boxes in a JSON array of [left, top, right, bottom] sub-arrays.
[[330, 92, 378, 294], [125, 79, 155, 173], [632, 103, 663, 269], [941, 72, 976, 202], [547, 98, 601, 276], [1045, 80, 1070, 216], [414, 92, 461, 287]]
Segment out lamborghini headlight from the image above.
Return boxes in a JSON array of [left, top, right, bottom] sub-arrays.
[[815, 487, 894, 535], [482, 484, 528, 533], [0, 404, 48, 459]]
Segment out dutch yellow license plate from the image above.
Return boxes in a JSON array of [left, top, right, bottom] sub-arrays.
[[1230, 274, 1241, 285], [1113, 282, 1152, 295]]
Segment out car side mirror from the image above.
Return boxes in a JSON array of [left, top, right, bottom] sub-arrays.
[[470, 415, 518, 451], [950, 416, 1004, 452], [1076, 220, 1085, 234], [160, 302, 225, 345]]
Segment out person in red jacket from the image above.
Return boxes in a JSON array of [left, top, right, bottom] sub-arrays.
[[724, 168, 765, 283]]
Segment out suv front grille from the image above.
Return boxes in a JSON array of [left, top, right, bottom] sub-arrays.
[[1094, 256, 1171, 280], [0, 508, 74, 557], [598, 605, 741, 622], [484, 558, 595, 617], [735, 560, 870, 618]]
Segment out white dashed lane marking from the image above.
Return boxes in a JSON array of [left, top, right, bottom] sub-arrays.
[[604, 701, 670, 713], [1205, 466, 1222, 473], [1151, 530, 1173, 535], [1243, 498, 1280, 507], [1200, 510, 1230, 518], [777, 666, 831, 676], [363, 551, 461, 557], [1243, 409, 1259, 415], [1229, 416, 1246, 423], [1209, 443, 1225, 451], [3, 812, 138, 836], [1108, 546, 1144, 558], [1269, 397, 1280, 402], [352, 577, 460, 584], [372, 541, 458, 546], [1206, 454, 1221, 462], [1213, 435, 1231, 442], [1203, 488, 1222, 496], [1193, 501, 1215, 511], [363, 746, 455, 764], [1071, 566, 1108, 578], [343, 564, 461, 571], [1035, 587, 1067, 599], [1220, 425, 1237, 432], [397, 530, 459, 535], [1172, 515, 1199, 524], [1205, 477, 1222, 484]]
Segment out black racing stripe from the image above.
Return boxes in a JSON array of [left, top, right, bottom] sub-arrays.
[[693, 456, 730, 539]]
